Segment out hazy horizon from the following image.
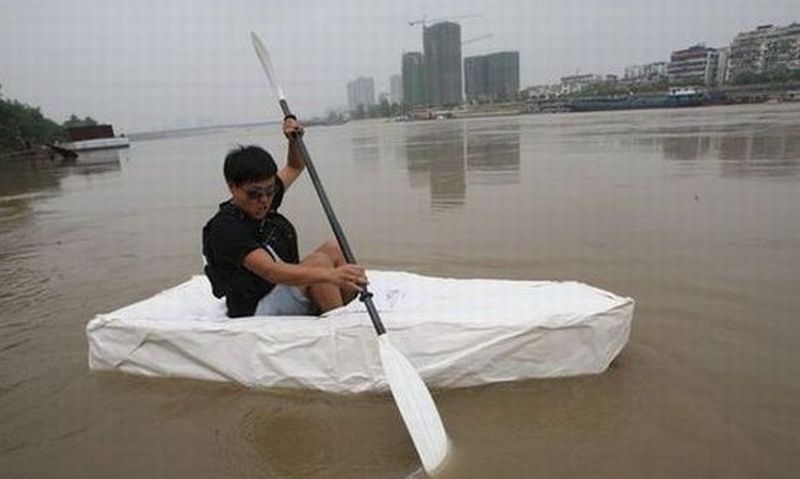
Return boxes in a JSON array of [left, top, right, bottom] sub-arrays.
[[1, 0, 798, 132]]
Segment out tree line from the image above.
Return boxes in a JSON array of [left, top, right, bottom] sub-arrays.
[[0, 88, 98, 154], [730, 69, 800, 86], [350, 98, 404, 120]]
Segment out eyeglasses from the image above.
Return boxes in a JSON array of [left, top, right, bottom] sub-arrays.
[[244, 185, 277, 200]]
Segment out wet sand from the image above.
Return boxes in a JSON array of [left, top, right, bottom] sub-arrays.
[[1, 104, 799, 478]]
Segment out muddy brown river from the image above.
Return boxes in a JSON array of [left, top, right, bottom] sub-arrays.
[[1, 104, 799, 478]]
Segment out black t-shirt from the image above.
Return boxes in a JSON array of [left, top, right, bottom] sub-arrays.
[[202, 177, 299, 317]]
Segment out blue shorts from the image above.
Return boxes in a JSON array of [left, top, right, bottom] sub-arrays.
[[255, 284, 319, 316]]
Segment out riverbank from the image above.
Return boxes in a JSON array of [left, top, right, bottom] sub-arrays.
[[384, 82, 800, 123], [524, 82, 800, 114], [0, 145, 53, 160]]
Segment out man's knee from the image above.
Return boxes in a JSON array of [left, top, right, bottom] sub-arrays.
[[317, 239, 344, 261], [320, 239, 339, 253], [302, 251, 334, 267]]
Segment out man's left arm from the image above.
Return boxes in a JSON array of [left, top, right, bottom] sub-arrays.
[[277, 116, 305, 190]]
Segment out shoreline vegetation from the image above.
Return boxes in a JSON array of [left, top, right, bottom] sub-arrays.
[[0, 98, 63, 156], [0, 89, 100, 158]]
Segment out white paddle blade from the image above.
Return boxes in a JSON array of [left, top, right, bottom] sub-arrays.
[[250, 32, 285, 100], [378, 335, 449, 474]]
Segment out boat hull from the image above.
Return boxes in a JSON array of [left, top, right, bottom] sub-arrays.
[[61, 137, 130, 152], [86, 271, 634, 393], [568, 93, 705, 112]]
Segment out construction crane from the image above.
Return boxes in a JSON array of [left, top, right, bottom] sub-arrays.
[[462, 34, 493, 46], [408, 14, 482, 28]]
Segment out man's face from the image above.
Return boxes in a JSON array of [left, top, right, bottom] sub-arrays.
[[229, 177, 277, 220]]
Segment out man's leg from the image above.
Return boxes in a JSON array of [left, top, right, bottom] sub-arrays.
[[312, 240, 358, 304], [299, 250, 345, 313]]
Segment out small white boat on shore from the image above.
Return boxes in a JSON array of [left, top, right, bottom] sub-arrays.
[[61, 136, 129, 151], [58, 124, 129, 152], [86, 271, 634, 393]]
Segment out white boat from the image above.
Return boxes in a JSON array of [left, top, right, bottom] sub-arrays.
[[60, 136, 130, 152], [59, 124, 130, 152], [86, 271, 634, 393]]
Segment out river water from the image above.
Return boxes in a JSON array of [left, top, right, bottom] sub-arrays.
[[1, 104, 798, 478]]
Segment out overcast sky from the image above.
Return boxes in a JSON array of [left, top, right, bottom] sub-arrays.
[[1, 0, 798, 132]]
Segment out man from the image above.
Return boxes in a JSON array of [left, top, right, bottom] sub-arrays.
[[203, 116, 368, 318]]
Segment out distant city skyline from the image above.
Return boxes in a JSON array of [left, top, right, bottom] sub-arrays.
[[1, 0, 799, 131]]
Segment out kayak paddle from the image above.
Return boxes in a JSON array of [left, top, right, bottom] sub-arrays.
[[250, 32, 450, 474]]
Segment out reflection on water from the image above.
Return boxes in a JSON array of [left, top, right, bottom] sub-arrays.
[[59, 148, 125, 171], [466, 125, 521, 184], [0, 149, 123, 199], [628, 112, 800, 178], [0, 148, 122, 316], [400, 122, 521, 209], [0, 155, 61, 200], [405, 125, 466, 209], [717, 126, 800, 178], [237, 395, 423, 479], [350, 135, 381, 170], [660, 135, 713, 161]]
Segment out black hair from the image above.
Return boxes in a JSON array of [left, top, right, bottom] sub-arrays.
[[223, 145, 277, 186]]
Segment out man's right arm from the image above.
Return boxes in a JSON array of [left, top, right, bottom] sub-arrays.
[[242, 248, 365, 292]]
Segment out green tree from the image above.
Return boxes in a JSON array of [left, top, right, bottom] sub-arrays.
[[351, 104, 366, 120], [0, 98, 63, 153], [730, 69, 800, 85], [351, 101, 404, 120], [377, 98, 392, 118]]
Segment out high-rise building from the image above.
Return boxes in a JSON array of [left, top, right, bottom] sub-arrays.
[[728, 23, 800, 80], [624, 62, 667, 82], [667, 45, 719, 86], [465, 51, 520, 102], [402, 52, 426, 107], [424, 22, 463, 106], [624, 64, 644, 80], [644, 62, 668, 79], [559, 74, 604, 95], [715, 48, 731, 85], [346, 77, 375, 112], [464, 55, 488, 102], [761, 24, 800, 72], [390, 74, 402, 104], [486, 51, 520, 100]]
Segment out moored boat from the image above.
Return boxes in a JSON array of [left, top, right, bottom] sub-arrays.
[[568, 87, 705, 112], [86, 271, 634, 393], [57, 124, 130, 152]]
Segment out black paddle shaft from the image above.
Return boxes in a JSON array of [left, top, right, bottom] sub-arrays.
[[279, 99, 386, 336]]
